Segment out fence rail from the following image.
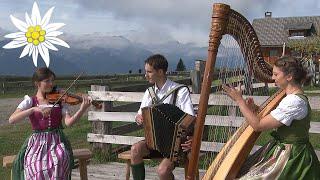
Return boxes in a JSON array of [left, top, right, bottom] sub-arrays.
[[87, 87, 320, 161], [88, 91, 320, 109], [0, 74, 190, 94]]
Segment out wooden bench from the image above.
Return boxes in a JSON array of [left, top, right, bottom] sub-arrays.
[[118, 150, 200, 180], [2, 148, 92, 180]]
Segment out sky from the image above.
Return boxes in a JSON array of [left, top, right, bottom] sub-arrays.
[[0, 0, 320, 46]]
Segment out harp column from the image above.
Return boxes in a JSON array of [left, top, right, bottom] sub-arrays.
[[186, 3, 231, 180]]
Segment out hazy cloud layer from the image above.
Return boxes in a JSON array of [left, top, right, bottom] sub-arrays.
[[1, 0, 320, 46]]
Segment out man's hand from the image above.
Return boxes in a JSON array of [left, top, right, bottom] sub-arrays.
[[181, 136, 192, 152], [135, 114, 143, 125]]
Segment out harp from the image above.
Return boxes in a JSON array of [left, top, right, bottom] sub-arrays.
[[186, 3, 286, 180]]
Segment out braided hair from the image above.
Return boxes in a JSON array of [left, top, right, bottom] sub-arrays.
[[274, 56, 311, 86]]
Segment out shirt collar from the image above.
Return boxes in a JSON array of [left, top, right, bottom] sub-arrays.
[[154, 78, 171, 93]]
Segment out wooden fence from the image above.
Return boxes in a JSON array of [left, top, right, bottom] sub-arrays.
[[87, 85, 320, 162], [0, 74, 191, 94]]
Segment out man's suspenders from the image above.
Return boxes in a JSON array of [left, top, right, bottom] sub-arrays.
[[147, 85, 189, 105]]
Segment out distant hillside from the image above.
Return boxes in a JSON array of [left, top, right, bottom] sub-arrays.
[[0, 33, 242, 75]]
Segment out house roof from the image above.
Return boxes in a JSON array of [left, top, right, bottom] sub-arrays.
[[252, 16, 320, 47]]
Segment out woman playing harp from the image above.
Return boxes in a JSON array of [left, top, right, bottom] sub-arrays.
[[186, 3, 319, 180], [223, 56, 320, 179]]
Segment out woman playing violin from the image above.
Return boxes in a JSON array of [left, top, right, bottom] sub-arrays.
[[9, 67, 91, 180]]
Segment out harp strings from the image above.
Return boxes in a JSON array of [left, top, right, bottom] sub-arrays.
[[200, 14, 268, 171]]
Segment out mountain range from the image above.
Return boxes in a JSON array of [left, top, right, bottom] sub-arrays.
[[0, 30, 242, 76]]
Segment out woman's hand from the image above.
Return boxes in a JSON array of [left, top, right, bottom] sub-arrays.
[[80, 95, 92, 111], [222, 84, 243, 103], [135, 114, 143, 125], [33, 106, 51, 117], [245, 97, 259, 113], [181, 136, 192, 152]]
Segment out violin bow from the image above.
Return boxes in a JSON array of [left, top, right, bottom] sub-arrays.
[[51, 71, 84, 108]]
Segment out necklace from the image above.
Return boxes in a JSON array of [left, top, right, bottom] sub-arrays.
[[290, 88, 302, 95]]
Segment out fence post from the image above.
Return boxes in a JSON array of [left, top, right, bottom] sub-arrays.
[[2, 82, 4, 94], [190, 70, 201, 94], [90, 85, 112, 159], [192, 60, 206, 94]]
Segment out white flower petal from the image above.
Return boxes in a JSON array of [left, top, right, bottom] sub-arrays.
[[19, 43, 32, 58], [41, 7, 55, 27], [47, 37, 70, 48], [28, 45, 34, 56], [46, 31, 63, 37], [44, 23, 65, 33], [25, 12, 33, 26], [12, 36, 27, 42], [31, 2, 41, 25], [32, 47, 39, 67], [3, 40, 27, 49], [38, 44, 50, 67], [43, 41, 58, 51], [4, 32, 25, 39], [10, 15, 28, 32]]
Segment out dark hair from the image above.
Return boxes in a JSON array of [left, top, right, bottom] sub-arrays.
[[32, 67, 56, 83], [144, 54, 168, 72], [274, 56, 311, 85]]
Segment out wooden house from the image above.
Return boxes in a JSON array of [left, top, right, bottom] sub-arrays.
[[252, 12, 320, 68]]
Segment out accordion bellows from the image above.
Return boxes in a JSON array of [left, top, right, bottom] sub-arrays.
[[142, 103, 195, 164]]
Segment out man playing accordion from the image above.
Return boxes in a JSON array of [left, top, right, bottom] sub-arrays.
[[131, 54, 195, 180]]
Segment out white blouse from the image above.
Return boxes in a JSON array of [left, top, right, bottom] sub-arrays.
[[17, 95, 70, 116], [270, 94, 308, 126]]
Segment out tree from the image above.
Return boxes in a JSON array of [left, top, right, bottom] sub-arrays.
[[176, 58, 186, 71], [138, 69, 142, 74], [286, 37, 320, 57], [129, 70, 132, 74], [287, 37, 320, 86]]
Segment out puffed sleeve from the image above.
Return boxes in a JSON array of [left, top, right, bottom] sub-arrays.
[[61, 104, 71, 116], [17, 95, 33, 110], [270, 94, 308, 126]]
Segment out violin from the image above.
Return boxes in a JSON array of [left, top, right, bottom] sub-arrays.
[[46, 87, 102, 109]]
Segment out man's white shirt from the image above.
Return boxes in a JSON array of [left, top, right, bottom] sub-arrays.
[[137, 79, 195, 116]]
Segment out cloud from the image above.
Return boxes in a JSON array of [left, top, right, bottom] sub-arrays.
[[1, 0, 320, 46], [65, 0, 320, 24], [66, 0, 210, 28]]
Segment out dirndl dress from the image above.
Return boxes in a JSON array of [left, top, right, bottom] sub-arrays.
[[238, 94, 320, 180], [12, 96, 74, 180]]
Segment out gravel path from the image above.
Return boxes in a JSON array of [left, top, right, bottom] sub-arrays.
[[0, 98, 22, 126]]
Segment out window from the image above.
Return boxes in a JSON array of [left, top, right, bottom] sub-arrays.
[[270, 49, 278, 57], [290, 31, 305, 36]]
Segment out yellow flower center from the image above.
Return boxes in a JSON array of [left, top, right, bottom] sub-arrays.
[[39, 36, 45, 42], [33, 40, 39, 46], [32, 32, 40, 39], [25, 25, 46, 46]]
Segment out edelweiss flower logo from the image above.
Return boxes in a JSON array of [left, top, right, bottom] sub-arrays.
[[3, 2, 70, 67]]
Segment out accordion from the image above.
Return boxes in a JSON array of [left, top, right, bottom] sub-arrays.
[[142, 103, 195, 164]]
